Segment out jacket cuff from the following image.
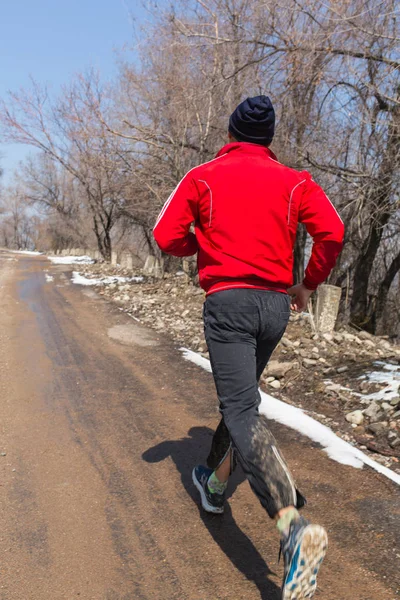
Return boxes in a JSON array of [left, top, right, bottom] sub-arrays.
[[302, 278, 318, 291]]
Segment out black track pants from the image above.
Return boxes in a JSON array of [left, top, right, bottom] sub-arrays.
[[204, 288, 306, 518]]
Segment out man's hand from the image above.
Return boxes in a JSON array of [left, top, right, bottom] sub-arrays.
[[287, 283, 313, 313]]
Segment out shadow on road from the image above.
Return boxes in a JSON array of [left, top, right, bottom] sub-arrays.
[[142, 426, 281, 600]]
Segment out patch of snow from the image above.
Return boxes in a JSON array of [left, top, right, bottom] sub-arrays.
[[47, 255, 95, 265], [71, 272, 102, 286], [180, 348, 400, 487], [45, 274, 54, 283], [181, 348, 212, 373], [358, 361, 400, 402], [10, 250, 43, 255], [71, 272, 143, 286], [375, 361, 399, 372]]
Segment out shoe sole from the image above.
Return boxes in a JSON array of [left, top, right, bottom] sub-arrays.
[[282, 524, 328, 600], [192, 468, 224, 514]]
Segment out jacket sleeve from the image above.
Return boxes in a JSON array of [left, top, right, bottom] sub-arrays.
[[153, 174, 199, 257], [298, 174, 345, 291]]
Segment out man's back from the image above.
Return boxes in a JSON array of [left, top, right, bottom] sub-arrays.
[[154, 141, 344, 295]]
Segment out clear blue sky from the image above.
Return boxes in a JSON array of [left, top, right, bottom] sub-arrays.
[[0, 0, 152, 183]]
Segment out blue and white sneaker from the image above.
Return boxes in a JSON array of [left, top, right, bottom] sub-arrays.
[[192, 465, 225, 514], [280, 516, 328, 599]]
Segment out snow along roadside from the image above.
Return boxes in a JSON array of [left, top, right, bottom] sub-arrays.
[[47, 255, 95, 265], [71, 272, 144, 286], [10, 250, 43, 256], [180, 348, 400, 487]]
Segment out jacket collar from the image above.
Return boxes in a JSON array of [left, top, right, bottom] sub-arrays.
[[215, 142, 279, 162]]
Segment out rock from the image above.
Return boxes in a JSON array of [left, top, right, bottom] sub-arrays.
[[381, 402, 393, 413], [0, 452, 6, 456], [322, 333, 333, 343], [303, 358, 318, 368], [333, 333, 343, 344], [380, 341, 392, 351], [364, 339, 376, 348], [155, 318, 165, 330], [358, 330, 372, 340], [359, 380, 370, 393], [363, 401, 383, 421], [368, 422, 388, 435], [265, 376, 276, 383], [342, 332, 356, 342], [325, 382, 342, 392], [191, 287, 204, 296], [281, 337, 294, 348], [311, 347, 319, 354], [269, 379, 281, 390], [336, 366, 349, 373], [391, 397, 400, 406], [388, 431, 397, 440], [293, 340, 301, 348], [265, 360, 297, 379], [345, 410, 364, 425], [315, 382, 326, 394], [390, 438, 400, 449], [392, 410, 400, 419], [353, 426, 365, 435], [323, 367, 336, 376]]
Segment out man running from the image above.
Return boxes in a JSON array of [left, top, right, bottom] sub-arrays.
[[153, 95, 344, 599]]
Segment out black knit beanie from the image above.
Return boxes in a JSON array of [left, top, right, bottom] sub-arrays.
[[229, 95, 275, 145]]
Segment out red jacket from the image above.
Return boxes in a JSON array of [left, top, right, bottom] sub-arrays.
[[153, 142, 344, 295]]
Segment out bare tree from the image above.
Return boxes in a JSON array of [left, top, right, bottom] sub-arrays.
[[0, 74, 128, 260], [0, 183, 36, 249]]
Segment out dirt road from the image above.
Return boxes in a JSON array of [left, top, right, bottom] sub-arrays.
[[0, 251, 398, 600]]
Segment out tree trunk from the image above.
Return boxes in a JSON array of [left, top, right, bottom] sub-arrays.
[[293, 224, 307, 283], [369, 249, 400, 334], [350, 101, 399, 329], [103, 228, 112, 262], [349, 223, 386, 330], [92, 215, 112, 262]]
